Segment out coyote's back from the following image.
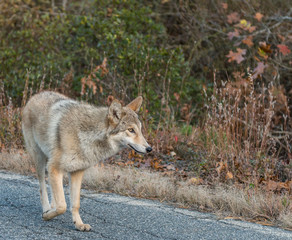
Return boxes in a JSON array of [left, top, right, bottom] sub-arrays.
[[22, 91, 152, 231]]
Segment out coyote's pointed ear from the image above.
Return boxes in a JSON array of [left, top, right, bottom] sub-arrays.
[[108, 100, 122, 125], [126, 96, 143, 113]]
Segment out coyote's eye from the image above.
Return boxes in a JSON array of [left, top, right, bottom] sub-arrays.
[[128, 128, 135, 133]]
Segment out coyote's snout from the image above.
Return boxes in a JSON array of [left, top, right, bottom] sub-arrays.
[[22, 91, 152, 231]]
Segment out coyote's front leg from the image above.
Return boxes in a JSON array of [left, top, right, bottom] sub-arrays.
[[42, 164, 67, 220], [70, 170, 91, 231]]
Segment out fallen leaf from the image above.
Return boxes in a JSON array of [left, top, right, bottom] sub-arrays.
[[259, 42, 272, 53], [216, 161, 224, 175], [258, 48, 268, 60], [226, 48, 247, 64], [254, 12, 263, 21], [253, 62, 266, 78], [188, 177, 203, 185], [226, 171, 233, 180], [277, 44, 291, 56], [235, 19, 256, 32], [227, 12, 240, 24], [248, 26, 256, 33], [125, 160, 134, 166], [264, 180, 289, 192], [153, 161, 161, 169], [265, 180, 278, 191], [242, 35, 254, 47], [258, 42, 272, 60], [239, 19, 248, 27], [221, 3, 228, 10], [227, 29, 240, 40]]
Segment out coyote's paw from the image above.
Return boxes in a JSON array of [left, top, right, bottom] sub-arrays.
[[75, 223, 91, 232], [42, 210, 51, 221]]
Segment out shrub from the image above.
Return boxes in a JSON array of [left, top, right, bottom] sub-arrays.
[[0, 0, 195, 124]]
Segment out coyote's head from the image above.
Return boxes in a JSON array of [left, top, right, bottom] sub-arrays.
[[107, 96, 152, 154]]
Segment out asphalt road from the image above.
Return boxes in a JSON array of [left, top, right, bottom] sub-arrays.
[[0, 171, 291, 240]]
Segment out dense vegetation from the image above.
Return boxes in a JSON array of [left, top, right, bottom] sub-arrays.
[[1, 0, 291, 190]]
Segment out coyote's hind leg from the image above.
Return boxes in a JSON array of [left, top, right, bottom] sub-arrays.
[[42, 163, 67, 220], [35, 150, 51, 214], [23, 129, 51, 213]]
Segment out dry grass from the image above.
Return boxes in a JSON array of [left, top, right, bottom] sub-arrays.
[[0, 149, 34, 175], [83, 164, 177, 201], [200, 75, 292, 184], [279, 212, 292, 229], [0, 151, 291, 229]]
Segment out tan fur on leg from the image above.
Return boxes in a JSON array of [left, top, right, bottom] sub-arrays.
[[42, 165, 66, 220], [70, 170, 91, 231]]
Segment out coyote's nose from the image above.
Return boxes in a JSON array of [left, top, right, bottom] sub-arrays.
[[146, 147, 152, 153]]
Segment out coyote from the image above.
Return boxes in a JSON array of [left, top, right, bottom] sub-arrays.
[[22, 91, 152, 231]]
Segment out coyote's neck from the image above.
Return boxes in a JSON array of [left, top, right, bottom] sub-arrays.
[[78, 130, 119, 167]]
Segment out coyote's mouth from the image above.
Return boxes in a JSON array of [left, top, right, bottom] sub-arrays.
[[128, 144, 145, 154]]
